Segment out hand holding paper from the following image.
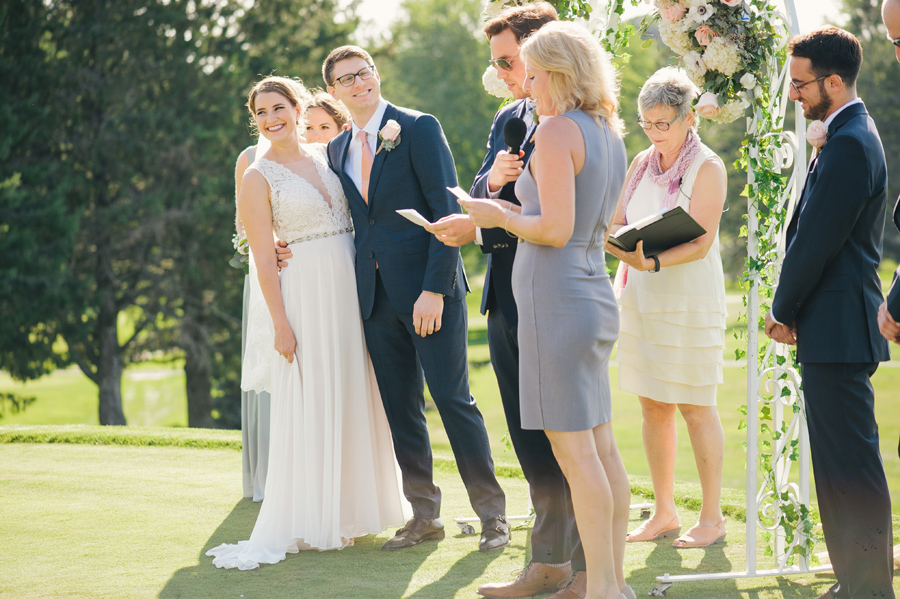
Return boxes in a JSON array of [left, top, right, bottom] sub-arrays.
[[396, 209, 433, 228]]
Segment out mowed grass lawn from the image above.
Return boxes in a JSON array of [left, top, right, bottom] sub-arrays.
[[3, 283, 900, 513]]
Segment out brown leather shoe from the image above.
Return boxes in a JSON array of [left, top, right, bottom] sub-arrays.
[[816, 583, 840, 599], [476, 561, 572, 598], [381, 517, 445, 551], [547, 570, 585, 599]]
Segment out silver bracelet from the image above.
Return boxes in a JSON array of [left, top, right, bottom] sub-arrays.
[[504, 210, 517, 238]]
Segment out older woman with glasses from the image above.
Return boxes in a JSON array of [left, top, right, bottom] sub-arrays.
[[605, 67, 728, 549]]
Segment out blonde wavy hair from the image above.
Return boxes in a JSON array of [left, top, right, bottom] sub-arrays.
[[246, 76, 312, 134], [519, 21, 624, 136]]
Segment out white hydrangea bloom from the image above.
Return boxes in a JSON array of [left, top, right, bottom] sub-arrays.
[[714, 99, 746, 123], [481, 0, 508, 21], [684, 51, 708, 84], [703, 37, 742, 76], [482, 65, 512, 99], [658, 21, 694, 55]]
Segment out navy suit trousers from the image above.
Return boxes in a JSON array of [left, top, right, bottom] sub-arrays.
[[364, 271, 506, 521]]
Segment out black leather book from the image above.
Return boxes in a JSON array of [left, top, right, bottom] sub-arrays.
[[607, 205, 706, 257]]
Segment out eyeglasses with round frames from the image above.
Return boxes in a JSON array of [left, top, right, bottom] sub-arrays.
[[489, 54, 518, 71], [789, 74, 830, 94], [637, 114, 680, 131], [333, 65, 376, 88]]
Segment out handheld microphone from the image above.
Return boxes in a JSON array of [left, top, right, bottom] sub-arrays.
[[503, 117, 528, 156]]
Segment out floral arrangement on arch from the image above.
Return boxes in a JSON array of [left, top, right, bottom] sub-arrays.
[[648, 0, 784, 123]]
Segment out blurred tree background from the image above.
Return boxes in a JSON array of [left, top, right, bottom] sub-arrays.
[[2, 0, 897, 427]]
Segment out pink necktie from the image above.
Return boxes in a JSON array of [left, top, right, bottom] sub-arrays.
[[359, 130, 374, 204]]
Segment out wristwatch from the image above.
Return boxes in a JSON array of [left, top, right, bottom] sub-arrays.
[[649, 255, 661, 273]]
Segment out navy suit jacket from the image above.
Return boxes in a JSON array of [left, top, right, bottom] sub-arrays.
[[327, 102, 468, 319], [470, 99, 538, 327], [772, 102, 890, 363]]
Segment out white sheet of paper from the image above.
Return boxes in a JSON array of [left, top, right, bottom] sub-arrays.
[[447, 186, 473, 202], [396, 209, 432, 228]]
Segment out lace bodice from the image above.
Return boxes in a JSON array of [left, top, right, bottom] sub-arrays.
[[249, 144, 352, 244]]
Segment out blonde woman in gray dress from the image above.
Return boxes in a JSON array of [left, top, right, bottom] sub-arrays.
[[462, 21, 632, 599], [605, 67, 728, 549]]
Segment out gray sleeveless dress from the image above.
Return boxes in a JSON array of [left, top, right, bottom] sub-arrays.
[[512, 110, 627, 431]]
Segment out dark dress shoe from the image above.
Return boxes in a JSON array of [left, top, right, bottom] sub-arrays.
[[816, 583, 842, 599], [479, 515, 510, 552], [381, 517, 445, 551]]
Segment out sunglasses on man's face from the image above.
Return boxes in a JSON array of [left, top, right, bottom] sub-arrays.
[[489, 55, 517, 71]]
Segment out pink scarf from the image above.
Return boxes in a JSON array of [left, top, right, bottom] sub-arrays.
[[614, 130, 701, 297]]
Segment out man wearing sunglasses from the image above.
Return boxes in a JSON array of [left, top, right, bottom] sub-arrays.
[[425, 4, 599, 599], [322, 45, 509, 554], [879, 0, 900, 354], [764, 27, 894, 599]]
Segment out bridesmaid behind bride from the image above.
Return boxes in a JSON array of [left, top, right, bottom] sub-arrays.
[[208, 76, 409, 570]]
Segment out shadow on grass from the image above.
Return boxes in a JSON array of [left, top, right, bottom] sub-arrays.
[[159, 499, 505, 599], [627, 540, 738, 596]]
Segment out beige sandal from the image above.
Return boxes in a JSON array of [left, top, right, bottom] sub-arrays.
[[626, 515, 681, 542], [672, 519, 726, 548]]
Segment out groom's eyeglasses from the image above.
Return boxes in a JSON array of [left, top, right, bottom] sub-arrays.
[[333, 65, 377, 87], [889, 35, 900, 47], [789, 75, 829, 94], [489, 54, 518, 71]]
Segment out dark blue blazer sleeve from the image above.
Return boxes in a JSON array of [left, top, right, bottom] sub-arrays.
[[407, 113, 465, 296]]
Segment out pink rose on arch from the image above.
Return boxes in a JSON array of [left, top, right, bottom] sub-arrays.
[[659, 1, 687, 23], [806, 120, 827, 149], [719, 0, 743, 6], [696, 92, 720, 119], [694, 25, 718, 46]]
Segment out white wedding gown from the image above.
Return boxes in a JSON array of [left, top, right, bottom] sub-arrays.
[[208, 143, 410, 570]]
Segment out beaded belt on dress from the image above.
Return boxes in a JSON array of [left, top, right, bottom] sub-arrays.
[[285, 227, 353, 245]]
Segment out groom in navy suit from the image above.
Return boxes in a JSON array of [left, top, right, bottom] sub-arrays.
[[322, 45, 508, 552], [426, 5, 588, 598], [764, 27, 894, 599]]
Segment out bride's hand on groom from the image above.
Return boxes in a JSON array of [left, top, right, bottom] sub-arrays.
[[273, 319, 297, 363]]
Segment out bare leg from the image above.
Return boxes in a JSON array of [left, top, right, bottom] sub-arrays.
[[593, 422, 630, 594], [546, 428, 620, 599], [638, 397, 679, 528], [678, 404, 724, 526]]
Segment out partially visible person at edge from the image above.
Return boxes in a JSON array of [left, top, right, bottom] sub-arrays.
[[604, 67, 728, 550], [426, 4, 593, 598], [305, 91, 350, 144], [763, 26, 895, 599], [879, 0, 900, 574], [460, 21, 632, 599]]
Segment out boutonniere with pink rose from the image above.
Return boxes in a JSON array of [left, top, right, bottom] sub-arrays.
[[376, 119, 401, 154], [806, 120, 827, 150]]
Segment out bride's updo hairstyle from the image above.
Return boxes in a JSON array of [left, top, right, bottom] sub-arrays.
[[246, 76, 312, 132], [519, 21, 624, 136]]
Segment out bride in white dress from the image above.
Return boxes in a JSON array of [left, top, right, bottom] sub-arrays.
[[208, 77, 410, 570]]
